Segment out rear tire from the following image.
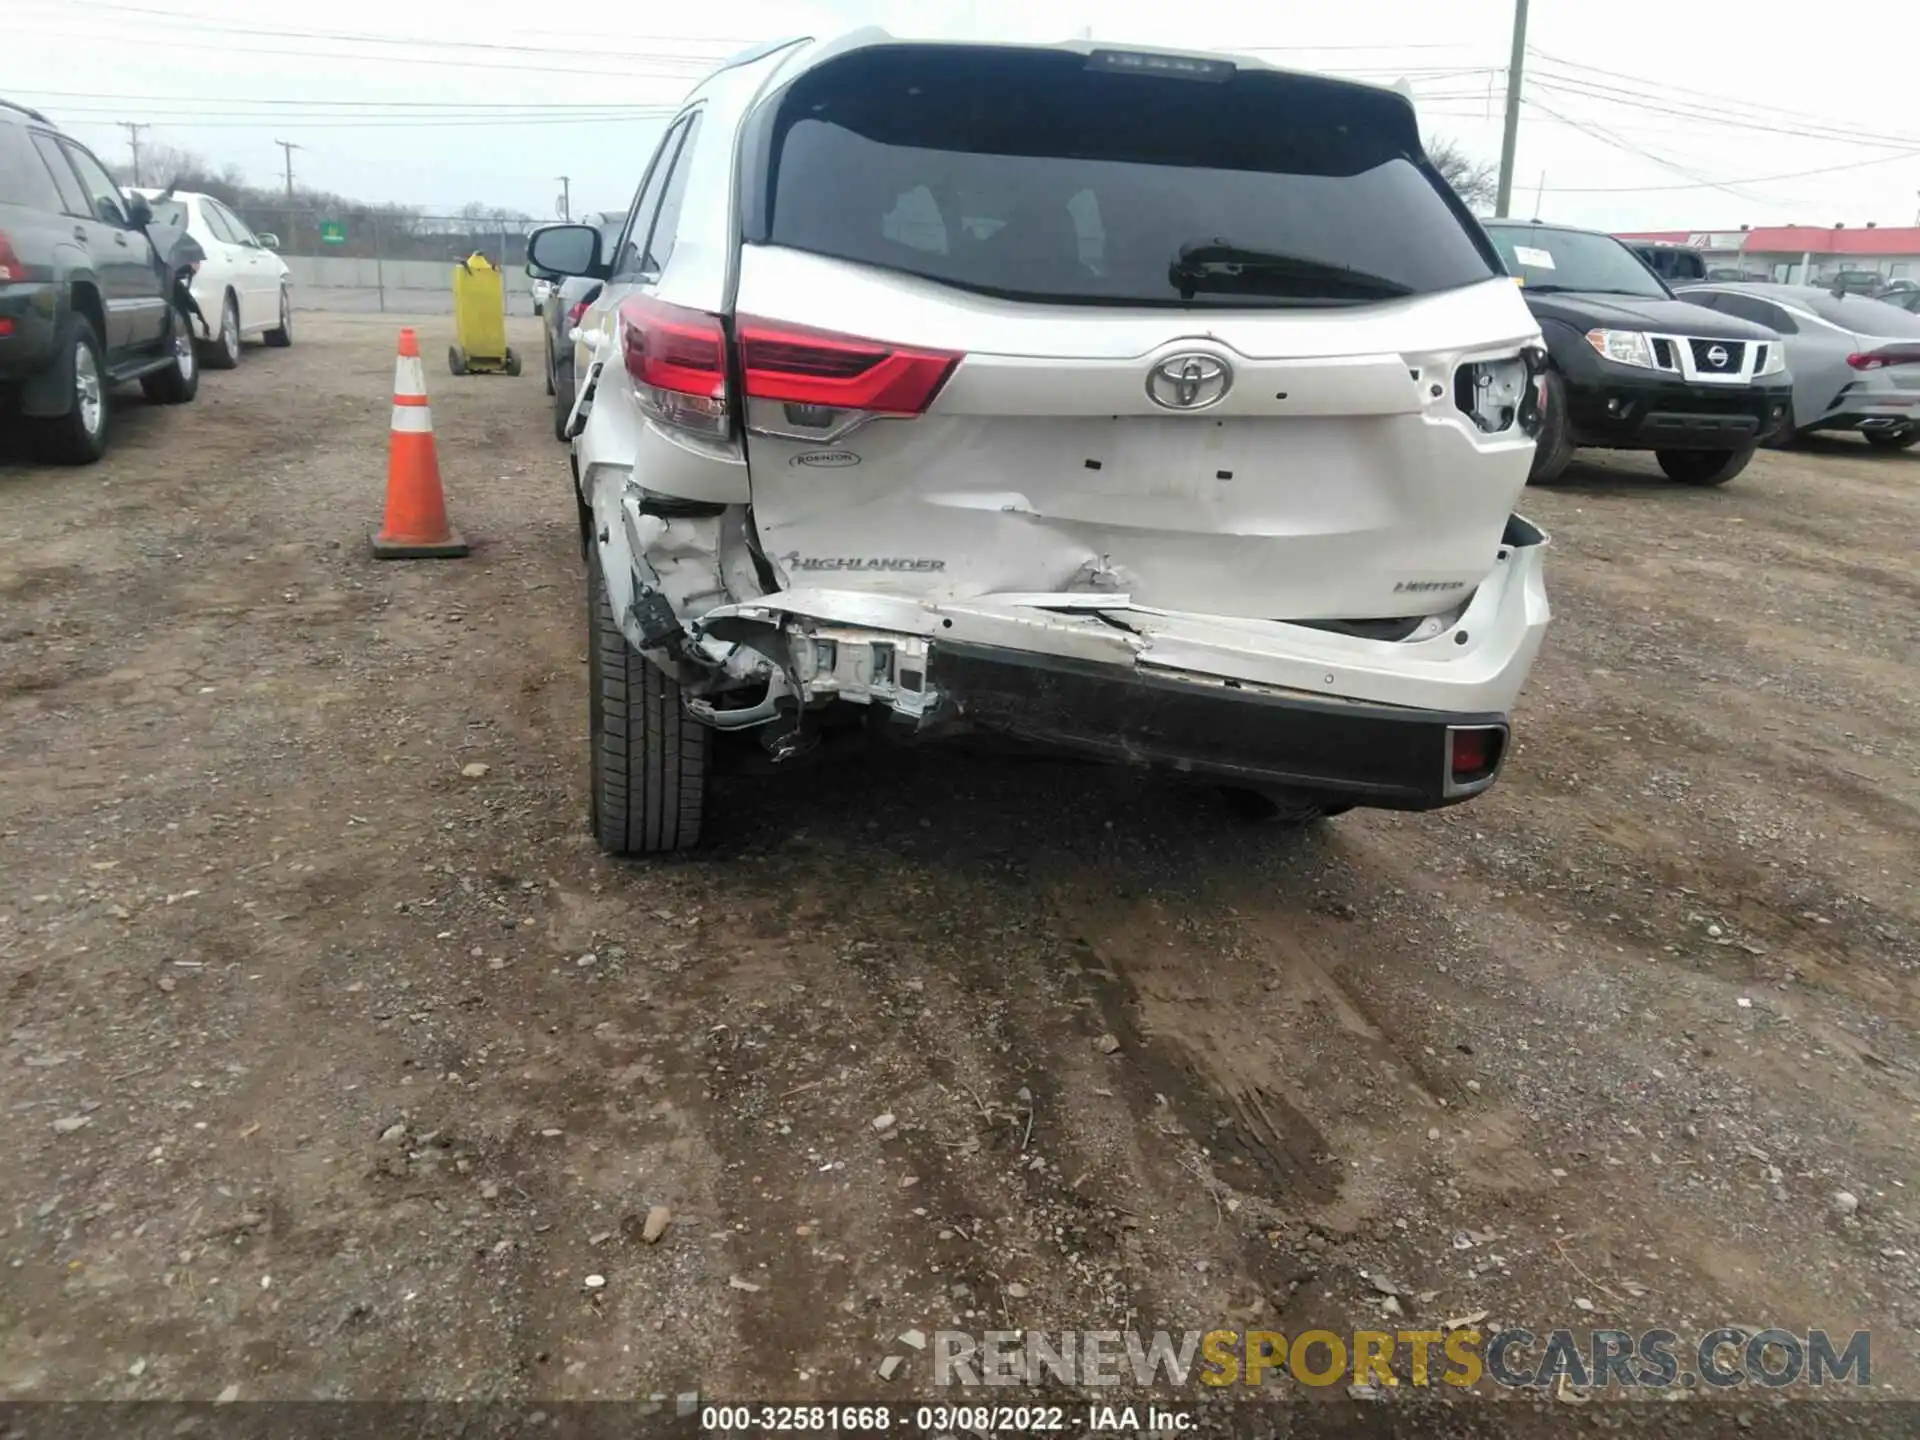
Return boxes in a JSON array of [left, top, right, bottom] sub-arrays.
[[588, 553, 708, 854], [1864, 428, 1919, 451], [202, 293, 241, 370], [140, 312, 201, 405], [552, 360, 574, 442], [505, 347, 523, 378], [449, 345, 467, 376], [1656, 445, 1754, 486], [1526, 371, 1575, 485], [31, 315, 110, 465]]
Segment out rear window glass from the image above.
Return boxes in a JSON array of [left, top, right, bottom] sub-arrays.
[[0, 123, 62, 210], [753, 46, 1497, 307], [1802, 292, 1920, 335]]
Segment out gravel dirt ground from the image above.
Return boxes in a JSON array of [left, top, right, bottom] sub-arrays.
[[2, 313, 1917, 1425]]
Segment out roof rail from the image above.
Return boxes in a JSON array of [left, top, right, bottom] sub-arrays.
[[0, 96, 53, 124]]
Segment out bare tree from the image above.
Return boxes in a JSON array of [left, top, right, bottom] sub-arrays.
[[1426, 136, 1497, 212]]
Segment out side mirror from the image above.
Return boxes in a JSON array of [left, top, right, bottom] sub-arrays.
[[123, 192, 153, 227], [526, 222, 604, 279], [257, 232, 280, 251]]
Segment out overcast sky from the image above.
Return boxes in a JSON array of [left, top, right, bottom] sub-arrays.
[[9, 0, 1920, 232]]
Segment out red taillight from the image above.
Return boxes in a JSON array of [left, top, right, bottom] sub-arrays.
[[1848, 345, 1920, 370], [0, 318, 12, 337], [617, 299, 962, 440], [0, 230, 21, 284], [619, 296, 726, 396], [567, 298, 591, 327], [737, 316, 960, 415]]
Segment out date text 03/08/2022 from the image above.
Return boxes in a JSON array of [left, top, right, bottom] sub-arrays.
[[699, 1404, 1195, 1434]]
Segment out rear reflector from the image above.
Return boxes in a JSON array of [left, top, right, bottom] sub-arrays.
[[737, 316, 960, 415], [1447, 726, 1505, 789]]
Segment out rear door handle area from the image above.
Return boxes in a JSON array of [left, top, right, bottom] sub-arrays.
[[114, 233, 129, 246], [72, 225, 88, 243]]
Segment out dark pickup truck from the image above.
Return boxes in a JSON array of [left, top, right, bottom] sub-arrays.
[[1, 98, 198, 463], [1486, 220, 1791, 487]]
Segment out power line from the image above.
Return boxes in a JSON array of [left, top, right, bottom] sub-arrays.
[[15, 27, 722, 81], [1530, 128, 1920, 193], [1527, 48, 1918, 142], [1522, 96, 1790, 206], [1526, 72, 1920, 154], [65, 111, 675, 130], [17, 1, 754, 65]]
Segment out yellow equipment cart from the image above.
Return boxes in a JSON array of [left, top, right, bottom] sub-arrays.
[[448, 252, 522, 377]]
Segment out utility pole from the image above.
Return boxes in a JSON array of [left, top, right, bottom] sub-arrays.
[[273, 139, 301, 203], [1494, 0, 1529, 219], [555, 175, 571, 221], [120, 122, 148, 186]]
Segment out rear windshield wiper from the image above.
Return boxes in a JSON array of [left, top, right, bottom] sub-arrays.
[[1169, 239, 1415, 301]]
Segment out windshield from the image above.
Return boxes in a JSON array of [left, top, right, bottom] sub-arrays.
[[752, 46, 1499, 307], [1485, 225, 1668, 298]]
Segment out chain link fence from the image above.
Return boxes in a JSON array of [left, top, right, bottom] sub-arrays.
[[234, 207, 552, 315]]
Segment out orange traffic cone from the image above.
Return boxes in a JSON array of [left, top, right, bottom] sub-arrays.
[[371, 327, 468, 559]]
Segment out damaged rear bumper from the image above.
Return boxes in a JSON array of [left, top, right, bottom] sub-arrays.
[[907, 641, 1510, 806], [668, 516, 1548, 807]]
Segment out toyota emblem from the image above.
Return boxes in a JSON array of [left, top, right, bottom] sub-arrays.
[[1146, 352, 1233, 410], [1706, 344, 1730, 369]]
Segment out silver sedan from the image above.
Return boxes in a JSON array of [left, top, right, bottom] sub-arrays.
[[1675, 282, 1920, 451]]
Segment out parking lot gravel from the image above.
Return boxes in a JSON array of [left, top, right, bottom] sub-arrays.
[[2, 313, 1916, 1420]]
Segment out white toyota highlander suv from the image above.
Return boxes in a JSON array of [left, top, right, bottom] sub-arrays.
[[525, 31, 1552, 855]]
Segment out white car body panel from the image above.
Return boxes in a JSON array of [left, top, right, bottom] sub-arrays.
[[557, 29, 1553, 807], [134, 189, 290, 339], [732, 247, 1538, 620]]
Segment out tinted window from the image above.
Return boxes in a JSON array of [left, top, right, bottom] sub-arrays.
[[1639, 247, 1705, 282], [0, 123, 63, 210], [59, 140, 128, 225], [1485, 225, 1667, 299], [28, 132, 89, 216], [1802, 292, 1920, 336], [643, 113, 702, 274], [611, 119, 689, 280], [211, 199, 257, 244], [756, 47, 1495, 307], [199, 199, 239, 243], [1693, 290, 1796, 333]]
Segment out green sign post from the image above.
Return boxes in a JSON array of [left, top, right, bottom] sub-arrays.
[[318, 219, 346, 246]]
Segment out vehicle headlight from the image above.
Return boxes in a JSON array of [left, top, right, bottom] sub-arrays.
[[1585, 329, 1656, 369], [1757, 341, 1787, 376]]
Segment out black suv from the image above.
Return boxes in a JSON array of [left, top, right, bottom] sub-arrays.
[[1, 99, 199, 463], [1486, 222, 1791, 486]]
